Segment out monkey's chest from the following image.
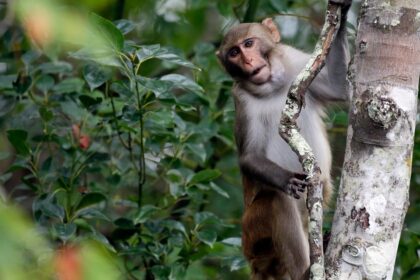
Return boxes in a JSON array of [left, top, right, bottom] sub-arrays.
[[245, 98, 327, 173]]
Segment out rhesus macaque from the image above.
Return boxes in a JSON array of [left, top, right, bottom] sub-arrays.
[[217, 3, 351, 280]]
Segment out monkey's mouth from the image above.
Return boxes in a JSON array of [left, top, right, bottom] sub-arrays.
[[251, 65, 267, 76], [249, 64, 271, 84]]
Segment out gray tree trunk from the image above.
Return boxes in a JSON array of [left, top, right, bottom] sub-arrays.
[[325, 0, 420, 279]]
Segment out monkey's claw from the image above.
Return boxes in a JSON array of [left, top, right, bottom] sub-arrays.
[[285, 177, 309, 199]]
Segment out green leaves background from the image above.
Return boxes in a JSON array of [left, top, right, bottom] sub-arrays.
[[0, 1, 419, 279]]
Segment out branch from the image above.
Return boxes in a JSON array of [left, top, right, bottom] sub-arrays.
[[278, 2, 344, 279]]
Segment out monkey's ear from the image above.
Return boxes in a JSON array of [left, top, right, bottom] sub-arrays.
[[261, 18, 281, 43], [215, 50, 225, 69], [215, 50, 223, 62]]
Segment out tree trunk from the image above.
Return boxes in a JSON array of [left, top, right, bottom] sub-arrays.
[[325, 0, 420, 279]]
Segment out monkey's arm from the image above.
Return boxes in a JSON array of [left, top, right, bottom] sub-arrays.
[[233, 96, 307, 198], [308, 4, 350, 103], [239, 153, 307, 199]]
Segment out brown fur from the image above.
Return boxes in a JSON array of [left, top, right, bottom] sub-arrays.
[[242, 177, 309, 280]]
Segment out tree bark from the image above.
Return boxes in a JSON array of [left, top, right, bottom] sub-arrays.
[[325, 1, 420, 279]]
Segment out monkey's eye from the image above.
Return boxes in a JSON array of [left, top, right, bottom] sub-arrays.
[[244, 39, 254, 48], [228, 47, 240, 58]]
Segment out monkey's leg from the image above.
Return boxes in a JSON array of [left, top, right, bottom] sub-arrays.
[[242, 190, 290, 280], [272, 194, 310, 280]]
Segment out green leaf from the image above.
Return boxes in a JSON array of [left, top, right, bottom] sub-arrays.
[[41, 156, 52, 172], [135, 44, 161, 62], [87, 231, 116, 253], [83, 64, 112, 91], [39, 107, 53, 122], [147, 111, 174, 127], [77, 208, 111, 222], [75, 193, 107, 211], [186, 143, 207, 164], [154, 48, 199, 70], [7, 129, 30, 156], [53, 78, 85, 94], [221, 237, 241, 247], [136, 45, 199, 69], [162, 220, 187, 236], [0, 96, 16, 117], [0, 74, 16, 90], [209, 182, 229, 198], [194, 211, 221, 226], [169, 263, 186, 279], [79, 94, 102, 108], [166, 169, 185, 198], [53, 223, 77, 242], [134, 205, 159, 224], [60, 100, 85, 122], [114, 19, 136, 35], [90, 13, 124, 51], [110, 81, 132, 97], [12, 72, 32, 94], [161, 74, 203, 93], [122, 105, 141, 122], [21, 50, 41, 66], [21, 174, 38, 191], [35, 75, 55, 92], [96, 101, 122, 117], [187, 169, 222, 186], [70, 48, 122, 67], [269, 0, 288, 12], [33, 195, 65, 221], [196, 229, 217, 247], [137, 76, 172, 97], [37, 61, 73, 74], [227, 256, 247, 271]]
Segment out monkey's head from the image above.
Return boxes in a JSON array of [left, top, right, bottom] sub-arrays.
[[217, 18, 281, 85]]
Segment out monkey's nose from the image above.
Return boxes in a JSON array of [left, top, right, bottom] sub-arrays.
[[244, 58, 253, 66]]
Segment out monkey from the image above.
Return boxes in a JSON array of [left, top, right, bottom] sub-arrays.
[[216, 3, 351, 280]]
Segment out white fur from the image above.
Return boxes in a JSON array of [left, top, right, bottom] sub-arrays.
[[235, 45, 332, 179]]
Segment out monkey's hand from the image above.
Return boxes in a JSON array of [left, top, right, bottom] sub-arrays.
[[284, 174, 309, 199]]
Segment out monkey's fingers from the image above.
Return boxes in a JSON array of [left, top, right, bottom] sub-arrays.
[[285, 184, 302, 199], [289, 178, 310, 187], [297, 185, 306, 193]]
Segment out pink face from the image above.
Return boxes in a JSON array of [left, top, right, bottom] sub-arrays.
[[227, 37, 271, 84]]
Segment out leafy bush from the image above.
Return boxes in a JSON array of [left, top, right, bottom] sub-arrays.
[[0, 9, 245, 279], [0, 1, 419, 279]]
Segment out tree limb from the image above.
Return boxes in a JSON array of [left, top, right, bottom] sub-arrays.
[[277, 2, 344, 279]]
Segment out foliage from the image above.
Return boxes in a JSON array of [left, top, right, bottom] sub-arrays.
[[0, 1, 244, 278], [0, 0, 418, 279]]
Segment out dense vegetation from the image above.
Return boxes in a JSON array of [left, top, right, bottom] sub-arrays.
[[0, 0, 418, 279]]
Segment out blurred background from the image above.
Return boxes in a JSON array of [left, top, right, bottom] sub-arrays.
[[0, 0, 418, 279]]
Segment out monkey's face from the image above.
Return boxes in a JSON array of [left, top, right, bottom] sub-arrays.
[[217, 19, 281, 86], [225, 37, 271, 85]]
